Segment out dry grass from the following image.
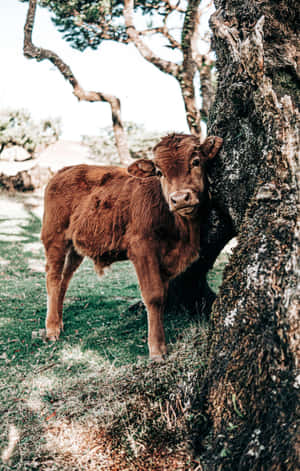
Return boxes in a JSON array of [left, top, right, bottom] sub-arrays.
[[1, 326, 208, 470]]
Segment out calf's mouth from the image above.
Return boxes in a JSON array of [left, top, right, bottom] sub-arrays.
[[175, 204, 199, 217]]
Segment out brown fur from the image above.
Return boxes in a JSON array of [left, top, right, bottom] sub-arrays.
[[41, 134, 222, 359]]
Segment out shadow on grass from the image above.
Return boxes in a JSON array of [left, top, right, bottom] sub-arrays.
[[0, 197, 202, 367], [0, 193, 229, 469]]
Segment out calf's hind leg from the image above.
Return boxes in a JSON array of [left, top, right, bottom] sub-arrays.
[[45, 238, 68, 340], [45, 242, 83, 341], [57, 247, 83, 331]]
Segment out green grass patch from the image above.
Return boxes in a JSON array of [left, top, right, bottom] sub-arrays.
[[0, 192, 231, 470]]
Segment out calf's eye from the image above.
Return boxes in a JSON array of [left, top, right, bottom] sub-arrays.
[[156, 169, 163, 177], [192, 158, 200, 167]]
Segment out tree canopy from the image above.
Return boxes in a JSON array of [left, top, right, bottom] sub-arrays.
[[40, 0, 197, 53], [40, 0, 132, 51]]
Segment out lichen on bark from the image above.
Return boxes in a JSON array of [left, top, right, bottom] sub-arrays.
[[191, 1, 299, 469]]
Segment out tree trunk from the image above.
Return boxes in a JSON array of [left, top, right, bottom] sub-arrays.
[[180, 0, 203, 137], [198, 57, 215, 122], [189, 1, 299, 469], [179, 67, 203, 137]]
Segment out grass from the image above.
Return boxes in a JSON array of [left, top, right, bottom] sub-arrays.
[[0, 191, 230, 470]]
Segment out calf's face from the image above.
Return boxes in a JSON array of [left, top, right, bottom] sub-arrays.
[[128, 134, 223, 217]]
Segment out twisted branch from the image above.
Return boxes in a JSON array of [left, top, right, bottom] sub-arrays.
[[124, 0, 179, 77], [23, 0, 130, 163]]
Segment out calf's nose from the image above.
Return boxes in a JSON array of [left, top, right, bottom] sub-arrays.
[[170, 190, 191, 207]]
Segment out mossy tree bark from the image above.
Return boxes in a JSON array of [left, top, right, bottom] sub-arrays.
[[187, 1, 299, 469]]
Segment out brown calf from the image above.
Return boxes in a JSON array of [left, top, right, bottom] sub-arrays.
[[41, 134, 222, 360]]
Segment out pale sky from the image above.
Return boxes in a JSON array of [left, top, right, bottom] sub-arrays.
[[0, 0, 191, 140]]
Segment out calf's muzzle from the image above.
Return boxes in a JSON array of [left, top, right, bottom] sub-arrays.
[[169, 189, 199, 214]]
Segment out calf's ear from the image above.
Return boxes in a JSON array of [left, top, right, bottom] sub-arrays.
[[200, 136, 223, 160], [127, 159, 156, 178]]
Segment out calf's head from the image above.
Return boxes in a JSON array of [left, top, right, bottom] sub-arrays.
[[128, 133, 223, 217]]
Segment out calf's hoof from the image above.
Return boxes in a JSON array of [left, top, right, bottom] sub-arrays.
[[150, 354, 166, 363], [149, 343, 167, 362], [46, 322, 63, 341]]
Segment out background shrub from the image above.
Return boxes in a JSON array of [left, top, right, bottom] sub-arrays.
[[0, 108, 61, 157]]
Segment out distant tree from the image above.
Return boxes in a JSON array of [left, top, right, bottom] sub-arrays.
[[82, 122, 162, 164], [36, 0, 216, 138], [23, 0, 131, 163], [0, 108, 60, 157]]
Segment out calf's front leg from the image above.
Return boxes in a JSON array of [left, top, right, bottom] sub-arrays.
[[131, 249, 168, 360]]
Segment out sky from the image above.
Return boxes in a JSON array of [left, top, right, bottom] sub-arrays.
[[0, 0, 192, 141]]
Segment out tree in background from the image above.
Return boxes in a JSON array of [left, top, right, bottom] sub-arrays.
[[0, 108, 61, 157], [34, 0, 216, 138], [82, 122, 162, 164], [188, 0, 299, 469], [23, 0, 131, 163]]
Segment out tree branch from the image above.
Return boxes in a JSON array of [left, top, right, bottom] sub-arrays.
[[163, 0, 186, 14], [178, 0, 202, 136], [191, 1, 214, 67], [138, 26, 181, 51], [23, 0, 131, 163], [181, 0, 201, 69], [124, 0, 179, 77], [138, 0, 186, 14]]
